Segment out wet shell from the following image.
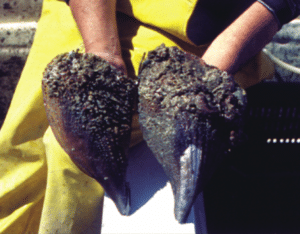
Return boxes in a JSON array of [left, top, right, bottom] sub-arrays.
[[42, 50, 137, 215], [138, 44, 247, 223]]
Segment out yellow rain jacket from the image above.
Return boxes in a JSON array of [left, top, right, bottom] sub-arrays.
[[0, 0, 274, 233]]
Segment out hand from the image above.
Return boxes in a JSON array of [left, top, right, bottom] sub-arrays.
[[86, 48, 127, 75]]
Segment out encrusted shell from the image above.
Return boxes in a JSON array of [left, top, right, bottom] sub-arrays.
[[42, 50, 137, 215], [138, 44, 247, 222], [43, 50, 137, 149]]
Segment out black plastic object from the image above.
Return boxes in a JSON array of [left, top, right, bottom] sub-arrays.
[[204, 82, 300, 234]]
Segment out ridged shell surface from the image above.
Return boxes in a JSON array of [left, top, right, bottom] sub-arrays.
[[138, 44, 247, 223], [42, 50, 137, 215]]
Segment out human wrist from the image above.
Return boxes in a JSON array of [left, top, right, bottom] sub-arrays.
[[69, 0, 125, 72], [202, 1, 278, 74]]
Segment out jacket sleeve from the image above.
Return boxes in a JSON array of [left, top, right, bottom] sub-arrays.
[[257, 0, 300, 28]]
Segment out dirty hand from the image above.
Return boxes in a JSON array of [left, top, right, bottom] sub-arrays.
[[85, 48, 127, 75]]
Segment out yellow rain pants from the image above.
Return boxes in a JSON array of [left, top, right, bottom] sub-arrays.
[[0, 0, 274, 233]]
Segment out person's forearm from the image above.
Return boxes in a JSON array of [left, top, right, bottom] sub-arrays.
[[202, 1, 279, 74], [69, 0, 125, 71]]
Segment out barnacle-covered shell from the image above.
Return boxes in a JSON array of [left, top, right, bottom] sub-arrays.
[[138, 44, 247, 223], [42, 50, 137, 215]]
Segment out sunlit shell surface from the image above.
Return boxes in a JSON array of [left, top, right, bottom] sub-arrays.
[[42, 50, 137, 215], [138, 44, 247, 223]]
